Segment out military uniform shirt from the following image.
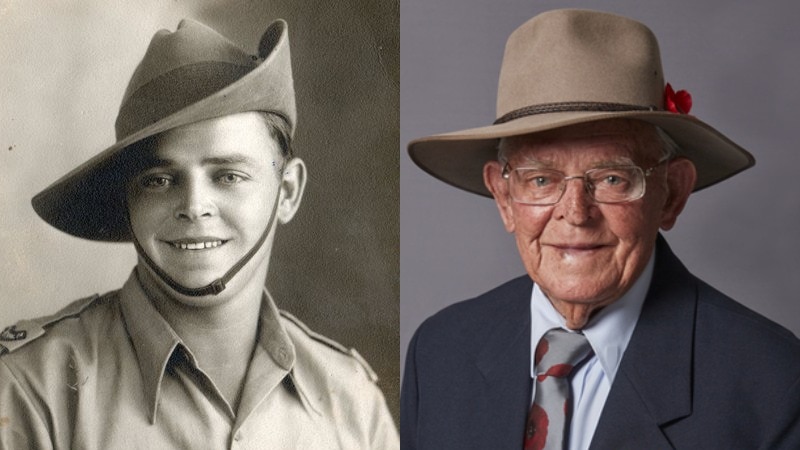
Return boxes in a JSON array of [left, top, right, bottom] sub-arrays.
[[0, 271, 398, 449]]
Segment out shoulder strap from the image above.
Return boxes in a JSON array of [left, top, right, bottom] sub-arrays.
[[0, 294, 100, 355], [279, 310, 379, 382]]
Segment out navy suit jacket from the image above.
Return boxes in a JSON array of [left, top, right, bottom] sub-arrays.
[[401, 237, 800, 449]]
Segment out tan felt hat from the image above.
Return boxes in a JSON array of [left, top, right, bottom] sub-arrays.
[[32, 18, 295, 241], [408, 9, 754, 197]]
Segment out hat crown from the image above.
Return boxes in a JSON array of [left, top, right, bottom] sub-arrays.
[[497, 9, 664, 118], [115, 18, 294, 140], [121, 19, 257, 104]]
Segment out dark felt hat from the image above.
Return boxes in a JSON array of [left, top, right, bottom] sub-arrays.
[[32, 18, 295, 241]]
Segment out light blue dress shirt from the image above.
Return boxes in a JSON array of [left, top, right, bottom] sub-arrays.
[[529, 252, 655, 450]]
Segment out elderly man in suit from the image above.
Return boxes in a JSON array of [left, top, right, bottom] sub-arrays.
[[401, 9, 800, 450]]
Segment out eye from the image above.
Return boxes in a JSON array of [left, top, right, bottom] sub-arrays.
[[533, 176, 550, 187], [592, 169, 634, 189], [520, 171, 557, 188], [216, 172, 246, 185], [140, 174, 173, 189]]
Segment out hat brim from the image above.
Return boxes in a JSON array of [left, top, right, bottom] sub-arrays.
[[32, 19, 292, 242], [408, 110, 754, 197]]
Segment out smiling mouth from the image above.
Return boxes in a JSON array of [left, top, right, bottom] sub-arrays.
[[547, 243, 610, 253], [555, 244, 603, 250], [167, 239, 227, 250]]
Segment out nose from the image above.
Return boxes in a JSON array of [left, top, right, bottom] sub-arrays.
[[174, 178, 216, 221], [553, 177, 596, 225]]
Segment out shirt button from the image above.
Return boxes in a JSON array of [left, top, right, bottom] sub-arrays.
[[234, 432, 243, 442], [277, 347, 289, 365]]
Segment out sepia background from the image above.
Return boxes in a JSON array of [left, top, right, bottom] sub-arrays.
[[0, 0, 399, 420], [401, 0, 800, 374]]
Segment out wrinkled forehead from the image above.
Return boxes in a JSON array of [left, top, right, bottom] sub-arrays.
[[500, 119, 663, 165]]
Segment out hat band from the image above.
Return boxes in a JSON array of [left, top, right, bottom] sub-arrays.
[[116, 62, 256, 139], [493, 101, 657, 125]]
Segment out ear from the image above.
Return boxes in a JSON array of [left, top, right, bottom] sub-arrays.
[[277, 157, 307, 224], [659, 157, 696, 230], [484, 161, 517, 233]]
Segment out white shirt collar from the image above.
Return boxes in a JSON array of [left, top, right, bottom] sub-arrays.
[[529, 252, 655, 384]]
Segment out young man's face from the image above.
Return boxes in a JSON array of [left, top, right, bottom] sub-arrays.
[[127, 112, 305, 303]]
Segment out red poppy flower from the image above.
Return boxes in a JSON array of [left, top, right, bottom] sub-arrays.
[[537, 363, 574, 382], [525, 404, 549, 450], [664, 83, 692, 114]]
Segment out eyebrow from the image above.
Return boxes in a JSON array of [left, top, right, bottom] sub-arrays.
[[201, 155, 260, 166], [513, 157, 554, 169], [593, 156, 637, 167], [514, 155, 637, 168], [141, 154, 261, 169]]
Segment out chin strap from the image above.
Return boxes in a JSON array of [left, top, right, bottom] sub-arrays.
[[131, 190, 282, 297]]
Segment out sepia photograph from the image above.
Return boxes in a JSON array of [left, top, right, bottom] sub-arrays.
[[1, 0, 398, 448]]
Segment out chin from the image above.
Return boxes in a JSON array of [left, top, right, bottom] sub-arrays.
[[172, 274, 222, 290], [537, 273, 619, 304], [559, 293, 613, 306], [143, 264, 223, 296]]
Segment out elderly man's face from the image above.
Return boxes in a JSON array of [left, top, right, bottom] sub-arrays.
[[484, 120, 696, 321], [127, 112, 305, 305]]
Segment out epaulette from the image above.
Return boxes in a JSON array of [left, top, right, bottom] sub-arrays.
[[0, 294, 100, 355], [279, 310, 379, 382]]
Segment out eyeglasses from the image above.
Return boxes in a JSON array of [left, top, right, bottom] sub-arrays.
[[501, 157, 670, 206]]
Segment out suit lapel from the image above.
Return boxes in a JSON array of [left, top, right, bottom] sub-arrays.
[[590, 237, 697, 450], [471, 277, 535, 448]]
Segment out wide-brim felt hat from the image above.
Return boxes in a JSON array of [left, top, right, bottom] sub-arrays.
[[408, 9, 755, 197], [32, 18, 295, 241]]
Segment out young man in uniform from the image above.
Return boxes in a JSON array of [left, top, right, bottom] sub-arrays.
[[0, 18, 398, 449]]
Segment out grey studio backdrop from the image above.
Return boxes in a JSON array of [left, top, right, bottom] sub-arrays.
[[401, 0, 800, 374], [0, 0, 399, 420]]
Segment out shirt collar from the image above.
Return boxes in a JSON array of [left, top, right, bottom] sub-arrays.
[[118, 269, 302, 423], [530, 251, 654, 384], [119, 271, 181, 423]]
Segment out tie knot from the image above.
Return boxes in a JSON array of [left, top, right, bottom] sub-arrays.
[[534, 328, 592, 380]]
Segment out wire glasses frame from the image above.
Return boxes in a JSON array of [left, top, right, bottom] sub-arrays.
[[501, 156, 671, 206]]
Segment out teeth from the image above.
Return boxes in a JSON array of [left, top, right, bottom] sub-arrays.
[[172, 240, 223, 250]]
